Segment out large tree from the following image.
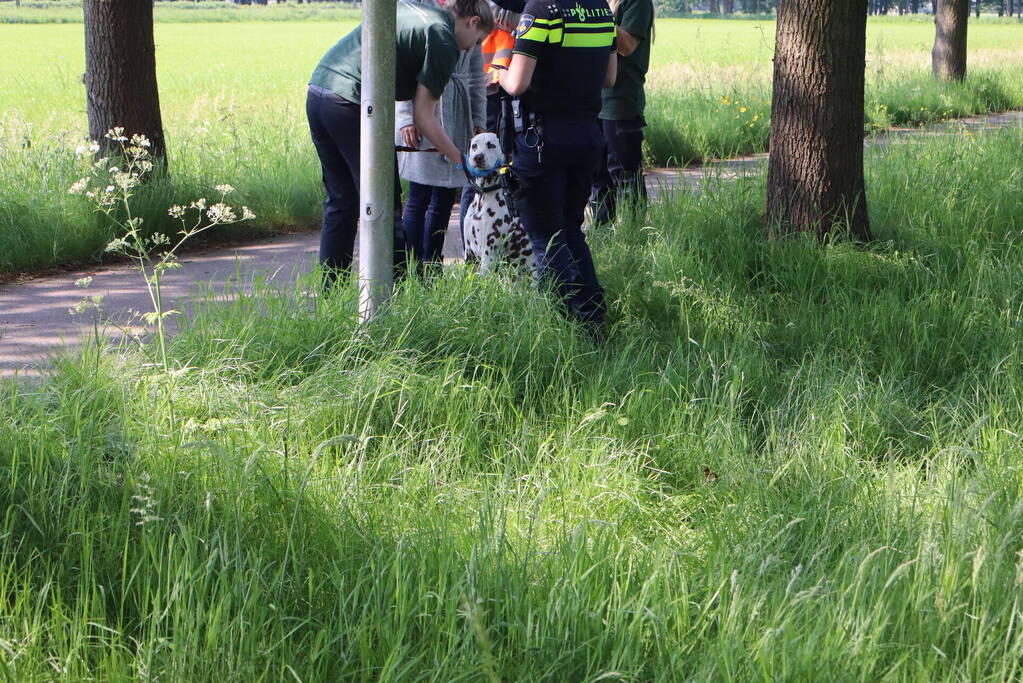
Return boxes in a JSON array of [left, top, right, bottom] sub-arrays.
[[932, 0, 969, 81], [765, 0, 872, 240], [83, 0, 167, 163]]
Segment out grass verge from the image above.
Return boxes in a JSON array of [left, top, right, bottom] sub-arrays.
[[2, 125, 1023, 679]]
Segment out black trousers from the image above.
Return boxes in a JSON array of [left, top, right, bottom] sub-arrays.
[[305, 85, 405, 287], [589, 116, 647, 224], [513, 117, 606, 325]]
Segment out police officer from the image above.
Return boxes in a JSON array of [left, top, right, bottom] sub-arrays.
[[498, 0, 617, 332]]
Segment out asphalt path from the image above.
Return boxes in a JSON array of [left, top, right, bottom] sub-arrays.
[[2, 111, 1020, 377]]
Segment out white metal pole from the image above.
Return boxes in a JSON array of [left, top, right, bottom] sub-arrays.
[[358, 0, 397, 322]]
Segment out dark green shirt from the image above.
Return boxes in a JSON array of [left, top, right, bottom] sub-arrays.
[[309, 0, 459, 104], [599, 0, 653, 121]]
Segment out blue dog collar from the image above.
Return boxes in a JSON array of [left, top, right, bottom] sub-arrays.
[[461, 154, 503, 178]]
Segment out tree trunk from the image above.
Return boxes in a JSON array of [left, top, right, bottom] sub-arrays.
[[766, 0, 871, 241], [932, 0, 968, 81], [83, 0, 167, 164]]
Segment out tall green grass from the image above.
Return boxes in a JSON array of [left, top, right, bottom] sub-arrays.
[[2, 125, 1023, 680], [1, 17, 1022, 273], [0, 1, 360, 24]]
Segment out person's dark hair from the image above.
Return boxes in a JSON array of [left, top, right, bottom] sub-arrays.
[[450, 0, 497, 35]]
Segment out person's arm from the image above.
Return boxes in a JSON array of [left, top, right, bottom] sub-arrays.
[[412, 83, 462, 165], [616, 27, 639, 57], [498, 53, 536, 96], [396, 100, 419, 149], [489, 0, 526, 31], [489, 3, 522, 33], [615, 0, 652, 59], [604, 50, 617, 87], [501, 0, 556, 96]]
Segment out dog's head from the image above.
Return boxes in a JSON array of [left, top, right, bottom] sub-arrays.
[[467, 132, 504, 177]]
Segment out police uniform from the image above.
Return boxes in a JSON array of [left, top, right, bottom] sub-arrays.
[[512, 0, 617, 326]]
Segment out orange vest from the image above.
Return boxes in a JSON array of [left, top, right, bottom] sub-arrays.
[[482, 29, 514, 85]]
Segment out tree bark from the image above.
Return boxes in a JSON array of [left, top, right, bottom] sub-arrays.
[[765, 0, 871, 240], [932, 0, 968, 81], [83, 0, 167, 164]]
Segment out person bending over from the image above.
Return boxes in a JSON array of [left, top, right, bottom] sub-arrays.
[[397, 0, 490, 269], [306, 0, 493, 288]]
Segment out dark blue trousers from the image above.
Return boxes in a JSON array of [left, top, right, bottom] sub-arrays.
[[403, 182, 457, 264], [590, 117, 647, 224], [305, 85, 405, 287], [513, 117, 606, 325]]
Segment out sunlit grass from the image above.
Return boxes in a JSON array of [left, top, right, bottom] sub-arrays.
[[2, 126, 1023, 679], [0, 16, 1021, 272]]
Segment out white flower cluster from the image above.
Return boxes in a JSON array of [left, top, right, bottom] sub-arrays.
[[206, 202, 236, 223], [70, 129, 255, 260], [74, 142, 100, 157]]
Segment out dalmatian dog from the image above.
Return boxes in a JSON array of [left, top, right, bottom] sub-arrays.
[[462, 133, 535, 277]]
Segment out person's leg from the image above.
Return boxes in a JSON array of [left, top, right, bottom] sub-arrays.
[[402, 181, 431, 264], [562, 122, 607, 324], [424, 186, 458, 263], [606, 116, 647, 215], [458, 184, 474, 257], [513, 129, 583, 312], [307, 87, 360, 287], [392, 158, 407, 276], [589, 122, 615, 225]]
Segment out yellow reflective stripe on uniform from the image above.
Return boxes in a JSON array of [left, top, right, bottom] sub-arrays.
[[519, 20, 564, 43], [519, 26, 547, 41], [561, 31, 614, 47], [563, 21, 615, 29]]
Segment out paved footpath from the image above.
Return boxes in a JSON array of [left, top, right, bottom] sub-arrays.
[[2, 111, 1020, 377]]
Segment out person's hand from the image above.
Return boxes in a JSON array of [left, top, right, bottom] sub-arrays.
[[474, 126, 487, 136], [400, 125, 420, 149]]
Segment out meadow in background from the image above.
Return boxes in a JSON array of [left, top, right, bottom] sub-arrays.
[[2, 124, 1022, 679], [1, 6, 1022, 273]]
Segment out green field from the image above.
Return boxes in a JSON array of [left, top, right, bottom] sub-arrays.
[[3, 124, 1023, 679], [1, 14, 1022, 272]]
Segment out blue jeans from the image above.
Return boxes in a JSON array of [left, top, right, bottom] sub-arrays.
[[513, 116, 606, 325], [403, 182, 457, 264], [305, 85, 405, 287]]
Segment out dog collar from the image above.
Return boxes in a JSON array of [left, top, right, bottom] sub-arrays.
[[462, 154, 504, 178]]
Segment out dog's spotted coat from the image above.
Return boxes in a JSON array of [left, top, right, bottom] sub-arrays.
[[463, 133, 535, 276]]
